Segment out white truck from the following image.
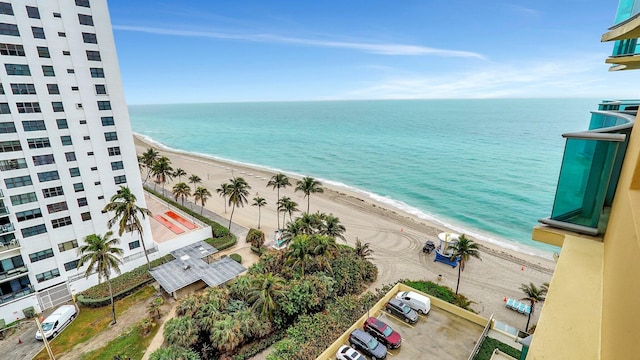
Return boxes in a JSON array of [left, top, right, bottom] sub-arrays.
[[35, 305, 77, 340]]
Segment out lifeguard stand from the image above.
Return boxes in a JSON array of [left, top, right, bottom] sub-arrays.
[[434, 232, 460, 267]]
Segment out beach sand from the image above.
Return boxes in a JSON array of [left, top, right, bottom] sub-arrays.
[[134, 134, 554, 329]]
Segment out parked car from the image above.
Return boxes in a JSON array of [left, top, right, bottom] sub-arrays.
[[385, 298, 418, 324], [35, 304, 77, 340], [336, 344, 366, 360], [396, 290, 431, 315], [422, 240, 435, 254], [363, 317, 402, 349], [348, 329, 388, 360]]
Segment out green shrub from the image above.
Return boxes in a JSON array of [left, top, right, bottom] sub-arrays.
[[403, 280, 458, 303], [230, 253, 242, 264], [473, 337, 521, 360], [246, 228, 265, 248], [232, 330, 286, 360], [251, 246, 267, 255], [205, 237, 236, 251]]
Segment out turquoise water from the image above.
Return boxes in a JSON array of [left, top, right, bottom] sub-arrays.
[[129, 99, 598, 256]]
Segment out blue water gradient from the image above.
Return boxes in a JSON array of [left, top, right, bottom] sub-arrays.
[[129, 99, 598, 256]]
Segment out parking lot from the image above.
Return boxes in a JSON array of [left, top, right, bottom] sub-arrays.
[[349, 306, 484, 360]]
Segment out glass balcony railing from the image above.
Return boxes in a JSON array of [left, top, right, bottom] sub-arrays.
[[0, 287, 34, 304], [0, 206, 9, 216], [0, 265, 28, 281], [540, 100, 635, 235], [614, 0, 640, 24]]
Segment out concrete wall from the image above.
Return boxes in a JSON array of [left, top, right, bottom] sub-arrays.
[[156, 227, 212, 254], [0, 294, 39, 325]]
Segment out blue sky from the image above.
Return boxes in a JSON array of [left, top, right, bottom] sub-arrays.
[[108, 0, 640, 104]]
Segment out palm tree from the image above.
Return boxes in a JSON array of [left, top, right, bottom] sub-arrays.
[[450, 234, 481, 294], [151, 156, 173, 193], [354, 239, 373, 259], [188, 174, 202, 190], [252, 195, 267, 229], [286, 236, 313, 277], [281, 220, 303, 246], [520, 282, 547, 332], [77, 232, 123, 324], [295, 176, 324, 213], [319, 214, 346, 241], [140, 148, 159, 185], [194, 186, 212, 215], [267, 173, 291, 229], [103, 186, 153, 269], [297, 212, 318, 235], [277, 196, 298, 226], [173, 168, 186, 183], [310, 235, 338, 273], [248, 273, 286, 321], [163, 316, 199, 349], [172, 182, 191, 206], [216, 183, 230, 213], [149, 346, 200, 360], [226, 177, 251, 230]]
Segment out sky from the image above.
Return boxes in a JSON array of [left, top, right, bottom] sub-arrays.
[[107, 0, 640, 104]]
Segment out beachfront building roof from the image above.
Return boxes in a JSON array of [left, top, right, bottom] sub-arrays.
[[0, 0, 154, 325], [529, 2, 640, 358]]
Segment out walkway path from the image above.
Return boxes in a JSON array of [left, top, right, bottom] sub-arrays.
[[141, 302, 178, 360]]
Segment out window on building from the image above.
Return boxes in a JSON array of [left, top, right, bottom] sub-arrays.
[[97, 101, 111, 110], [25, 6, 39, 19], [58, 239, 78, 252], [22, 120, 46, 131], [16, 208, 42, 222], [78, 14, 93, 26], [90, 166, 97, 171], [0, 158, 26, 171], [65, 152, 76, 162], [36, 268, 60, 283], [10, 192, 37, 206], [73, 183, 84, 192], [0, 84, 3, 94], [29, 249, 54, 263], [87, 151, 94, 156], [37, 171, 59, 182], [75, 0, 90, 8], [77, 197, 87, 207], [11, 83, 36, 95], [22, 224, 46, 238], [71, 86, 79, 91], [5, 64, 30, 76], [27, 137, 50, 149], [89, 67, 104, 78], [56, 119, 68, 129], [0, 140, 21, 152], [64, 260, 79, 271], [67, 69, 74, 74], [0, 103, 9, 114], [104, 131, 117, 141], [47, 84, 59, 95], [63, 50, 70, 55], [53, 12, 61, 18], [5, 175, 32, 188], [97, 195, 104, 200], [42, 65, 54, 76], [0, 43, 24, 56], [86, 50, 100, 61], [114, 175, 127, 185], [32, 154, 55, 166], [82, 135, 89, 140], [0, 122, 16, 133], [46, 201, 68, 214], [94, 181, 100, 185], [79, 120, 86, 124], [58, 32, 65, 37], [129, 240, 141, 250], [17, 102, 41, 114], [60, 136, 72, 146], [82, 32, 97, 44], [37, 46, 49, 58], [101, 116, 114, 126], [111, 161, 124, 170], [42, 186, 63, 198], [0, 2, 13, 16], [81, 212, 91, 221], [69, 168, 80, 177], [95, 84, 106, 95], [0, 23, 19, 36], [31, 26, 45, 39], [51, 216, 71, 228], [52, 102, 64, 112]]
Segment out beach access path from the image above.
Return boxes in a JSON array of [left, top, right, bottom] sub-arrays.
[[135, 135, 554, 331]]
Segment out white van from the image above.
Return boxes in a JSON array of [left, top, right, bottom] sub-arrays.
[[395, 291, 431, 315], [35, 305, 77, 340]]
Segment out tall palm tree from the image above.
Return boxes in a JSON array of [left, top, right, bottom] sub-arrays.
[[295, 176, 324, 213], [354, 239, 373, 259], [286, 236, 313, 277], [297, 212, 319, 235], [520, 282, 547, 332], [172, 182, 191, 206], [252, 195, 267, 229], [226, 177, 251, 230], [281, 220, 303, 246], [103, 186, 153, 269], [277, 196, 298, 226], [248, 273, 286, 321], [140, 148, 159, 185], [319, 214, 346, 241], [450, 234, 481, 294], [77, 232, 123, 324], [173, 168, 186, 183], [188, 174, 202, 190], [216, 183, 230, 213], [151, 156, 173, 193], [310, 235, 338, 273], [137, 155, 145, 172], [194, 186, 212, 215], [267, 173, 291, 229]]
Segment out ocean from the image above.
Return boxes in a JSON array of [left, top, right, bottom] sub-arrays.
[[129, 98, 599, 257]]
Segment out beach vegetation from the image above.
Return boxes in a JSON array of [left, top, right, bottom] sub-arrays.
[[188, 174, 202, 189], [520, 282, 547, 332], [401, 280, 476, 312], [354, 238, 374, 259], [267, 173, 292, 229], [295, 176, 324, 213], [277, 196, 298, 226], [279, 212, 346, 247], [319, 213, 346, 241], [77, 231, 123, 325], [450, 234, 481, 294], [140, 148, 159, 185], [252, 195, 267, 229], [247, 228, 266, 248], [216, 182, 231, 213], [173, 168, 186, 182], [193, 186, 211, 215], [472, 337, 521, 360], [230, 253, 242, 263], [172, 182, 191, 206], [151, 155, 174, 192], [149, 346, 200, 360], [225, 177, 252, 230], [103, 186, 153, 269]]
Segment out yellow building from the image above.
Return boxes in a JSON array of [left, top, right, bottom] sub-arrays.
[[529, 1, 640, 358]]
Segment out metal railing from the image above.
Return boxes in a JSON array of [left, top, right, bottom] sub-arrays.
[[0, 223, 15, 235], [0, 239, 19, 253], [467, 314, 494, 360], [0, 265, 28, 281]]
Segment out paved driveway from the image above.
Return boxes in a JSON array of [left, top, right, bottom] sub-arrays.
[[0, 320, 43, 360]]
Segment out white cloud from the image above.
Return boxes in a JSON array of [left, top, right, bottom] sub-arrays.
[[113, 25, 485, 59]]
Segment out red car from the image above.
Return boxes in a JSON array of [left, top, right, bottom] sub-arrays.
[[363, 317, 402, 349]]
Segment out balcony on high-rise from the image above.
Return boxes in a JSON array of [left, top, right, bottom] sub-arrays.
[[603, 0, 640, 70]]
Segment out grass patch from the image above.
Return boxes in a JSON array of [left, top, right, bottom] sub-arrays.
[[473, 337, 521, 360], [403, 280, 457, 303], [34, 286, 157, 360], [80, 321, 161, 360]]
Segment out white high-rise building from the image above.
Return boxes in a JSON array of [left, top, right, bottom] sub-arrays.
[[0, 0, 153, 324]]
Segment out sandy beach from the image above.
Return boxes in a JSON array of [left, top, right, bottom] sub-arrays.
[[134, 134, 554, 329]]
